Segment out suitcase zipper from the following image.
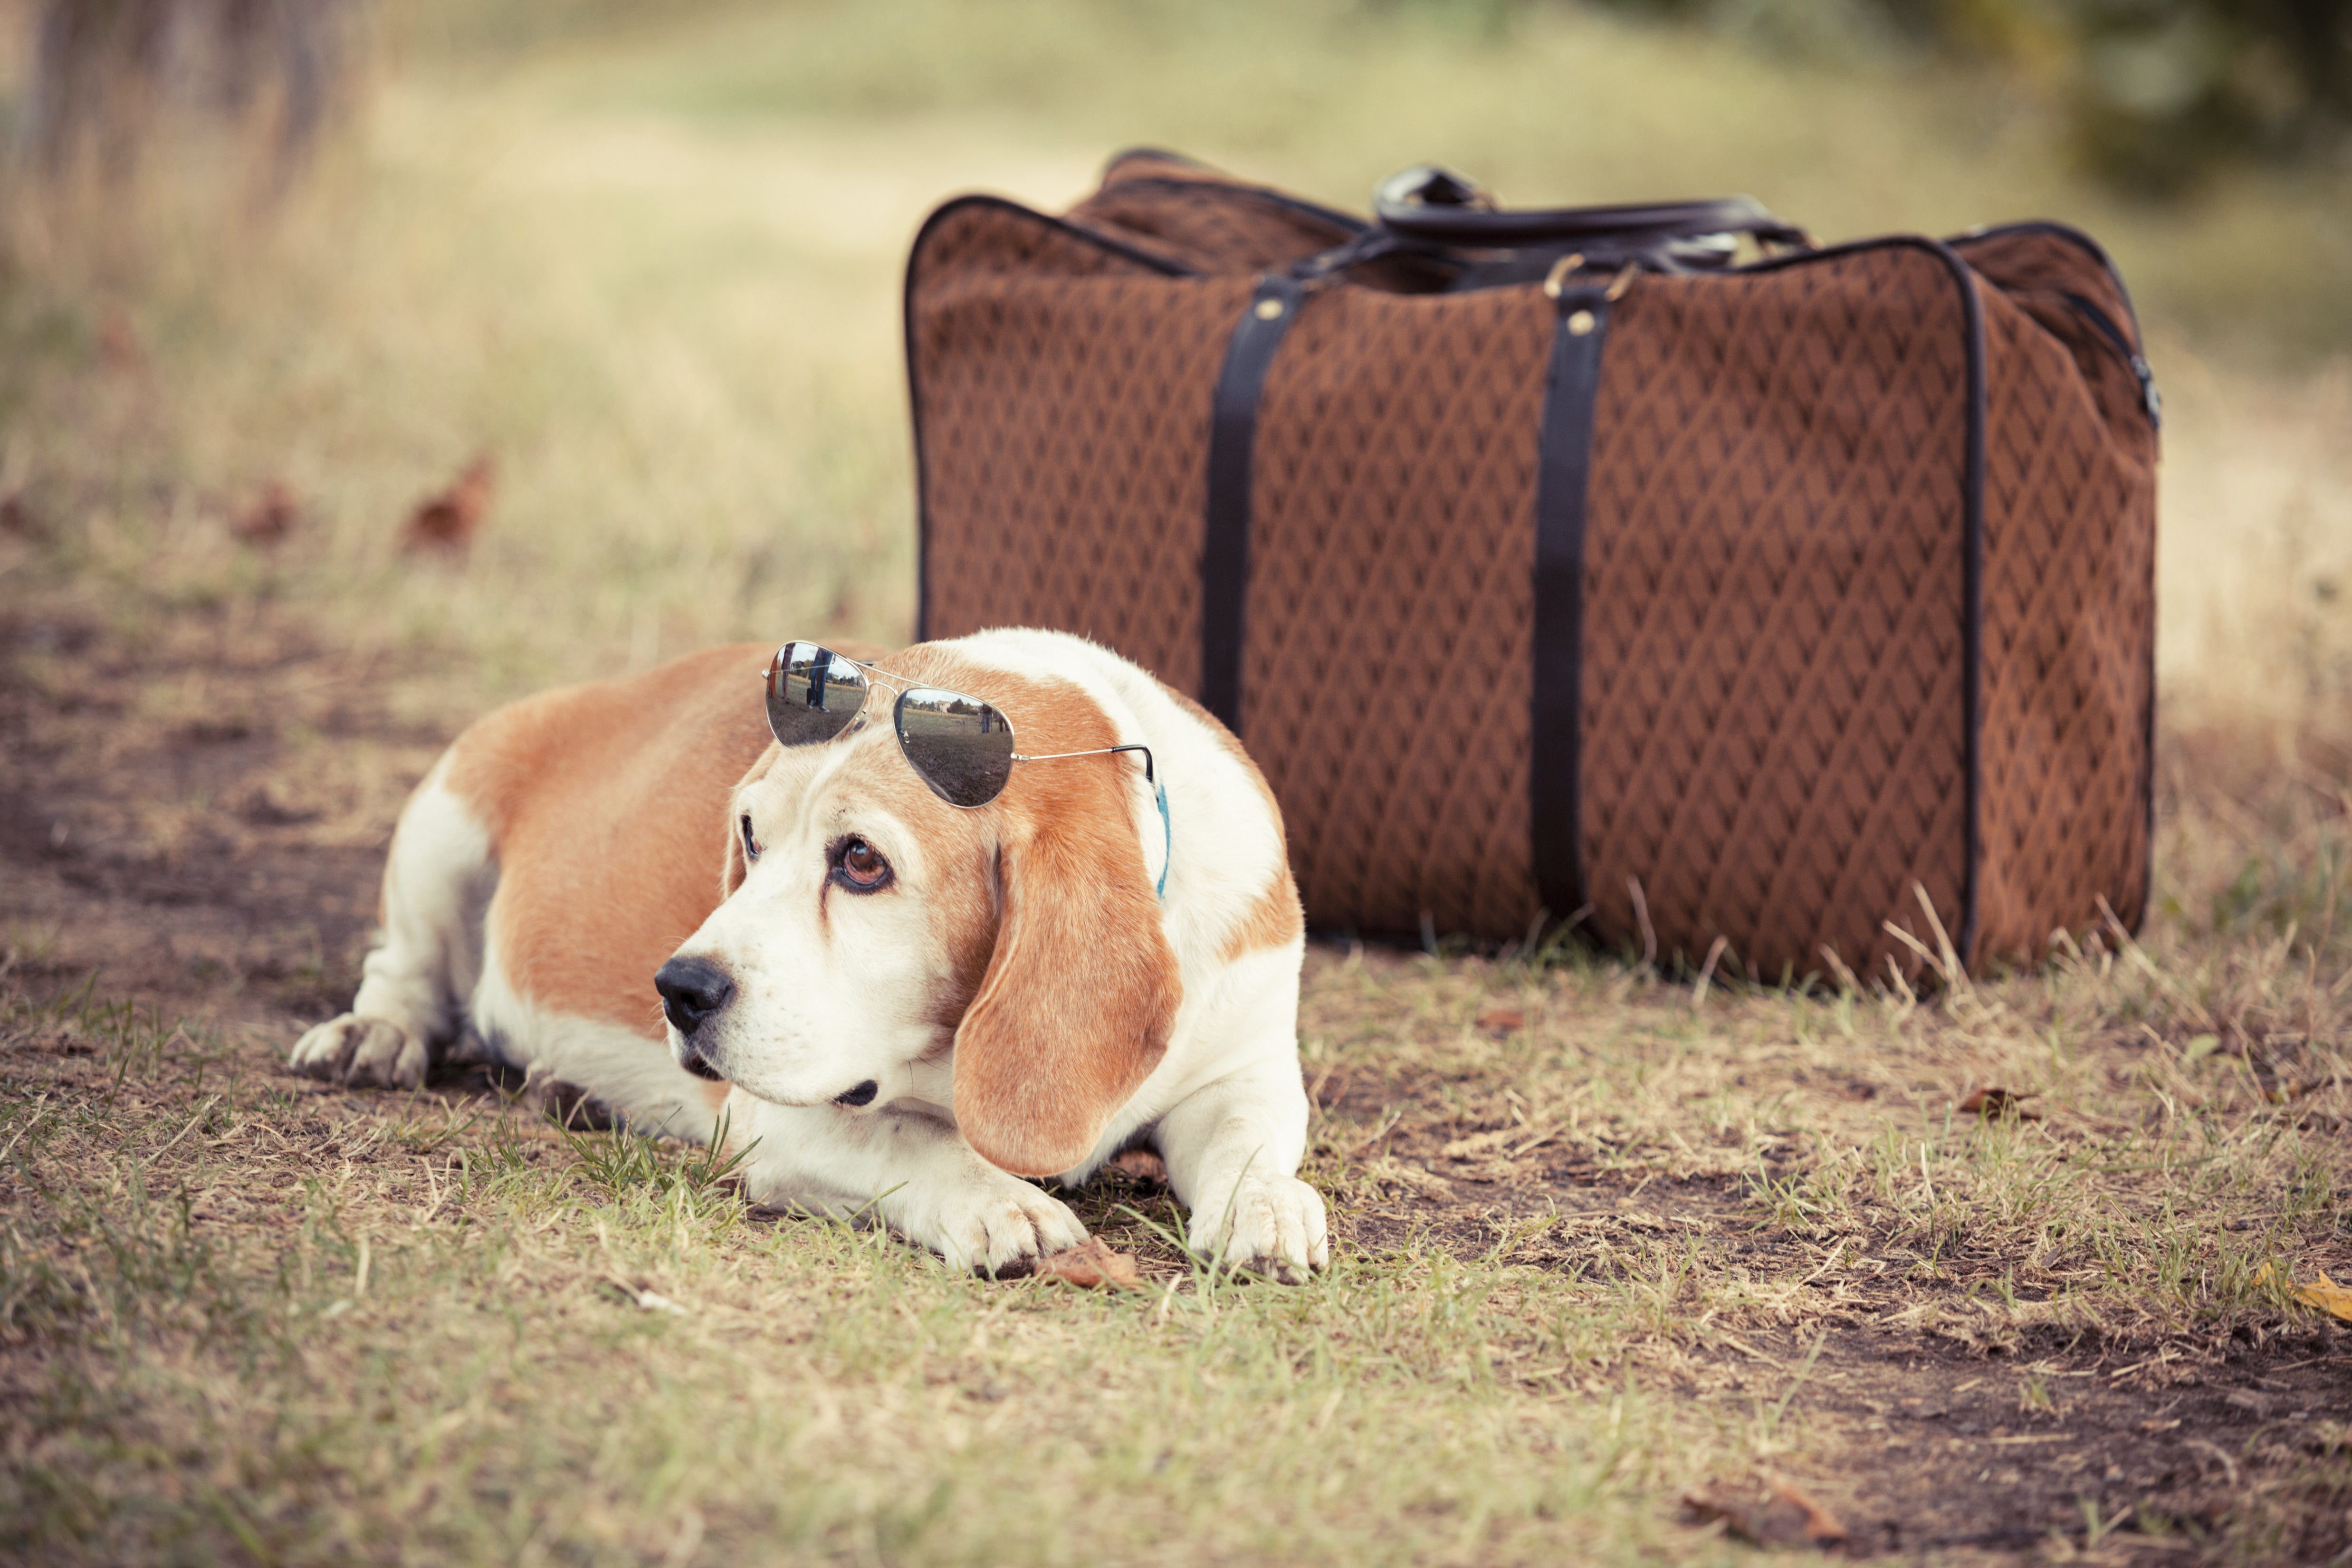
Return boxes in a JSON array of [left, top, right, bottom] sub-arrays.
[[2060, 292, 2162, 429], [1104, 174, 1370, 237], [1955, 220, 2159, 430]]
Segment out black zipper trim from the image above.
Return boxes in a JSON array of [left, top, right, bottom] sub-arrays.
[[1951, 220, 2158, 941], [1098, 147, 1374, 235], [1735, 237, 1988, 966], [2059, 291, 2162, 428], [1956, 221, 2158, 936], [1091, 172, 1372, 239], [1952, 222, 2157, 424], [1956, 220, 2147, 344], [1947, 244, 1989, 974], [905, 194, 1202, 640], [911, 193, 1201, 279]]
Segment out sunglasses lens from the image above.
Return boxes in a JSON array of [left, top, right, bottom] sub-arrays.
[[894, 687, 1016, 807], [766, 642, 868, 746]]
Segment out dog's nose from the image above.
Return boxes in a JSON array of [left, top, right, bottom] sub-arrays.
[[655, 956, 734, 1037]]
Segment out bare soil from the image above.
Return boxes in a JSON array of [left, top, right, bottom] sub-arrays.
[[3, 594, 2346, 1564]]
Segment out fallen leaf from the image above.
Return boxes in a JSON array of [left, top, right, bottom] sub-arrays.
[[98, 310, 143, 371], [233, 479, 301, 545], [1105, 1147, 1167, 1185], [1958, 1087, 2039, 1121], [2284, 1266, 2352, 1325], [0, 492, 42, 539], [1028, 1239, 1143, 1291], [1682, 1480, 1848, 1552], [1474, 1005, 1525, 1036], [402, 454, 497, 554]]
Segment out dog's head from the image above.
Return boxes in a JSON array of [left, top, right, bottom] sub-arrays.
[[656, 641, 1181, 1176]]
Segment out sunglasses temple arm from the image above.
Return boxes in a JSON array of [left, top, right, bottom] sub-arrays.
[[1013, 743, 1156, 785], [1109, 744, 1155, 785]]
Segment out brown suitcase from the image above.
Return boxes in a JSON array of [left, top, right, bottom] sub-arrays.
[[905, 151, 2157, 978]]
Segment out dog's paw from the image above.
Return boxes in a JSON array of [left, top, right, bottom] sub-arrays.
[[289, 1013, 427, 1090], [912, 1174, 1090, 1276], [1188, 1174, 1329, 1284]]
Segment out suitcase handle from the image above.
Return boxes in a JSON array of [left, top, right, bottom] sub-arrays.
[[1372, 165, 1809, 252]]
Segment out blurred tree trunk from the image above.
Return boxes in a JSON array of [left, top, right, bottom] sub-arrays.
[[16, 0, 360, 185]]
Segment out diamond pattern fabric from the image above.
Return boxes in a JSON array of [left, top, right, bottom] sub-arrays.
[[907, 164, 2158, 975], [911, 200, 1250, 693], [1580, 246, 1974, 975], [1963, 238, 2158, 960], [1246, 287, 1555, 935]]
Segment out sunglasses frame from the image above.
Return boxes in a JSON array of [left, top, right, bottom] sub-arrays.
[[760, 643, 1155, 809]]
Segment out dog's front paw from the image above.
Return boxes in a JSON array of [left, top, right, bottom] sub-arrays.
[[1189, 1174, 1329, 1284], [290, 1013, 427, 1090], [909, 1173, 1089, 1276]]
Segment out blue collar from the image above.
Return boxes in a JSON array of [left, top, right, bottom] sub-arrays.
[[1154, 782, 1171, 901]]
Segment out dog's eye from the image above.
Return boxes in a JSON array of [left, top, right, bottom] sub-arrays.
[[739, 814, 760, 864], [832, 835, 892, 893]]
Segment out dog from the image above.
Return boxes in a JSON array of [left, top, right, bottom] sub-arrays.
[[290, 629, 1327, 1280]]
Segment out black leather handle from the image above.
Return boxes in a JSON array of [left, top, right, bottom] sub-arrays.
[[1373, 165, 1807, 250]]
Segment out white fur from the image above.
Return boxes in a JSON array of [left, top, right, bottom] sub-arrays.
[[290, 756, 488, 1093], [291, 758, 724, 1139]]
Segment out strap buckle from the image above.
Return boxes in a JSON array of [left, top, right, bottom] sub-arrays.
[[1543, 254, 1642, 302]]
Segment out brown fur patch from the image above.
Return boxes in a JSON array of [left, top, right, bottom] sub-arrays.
[[1223, 865, 1305, 963], [446, 643, 776, 1038]]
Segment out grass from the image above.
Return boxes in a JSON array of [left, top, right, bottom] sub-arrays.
[[0, 988, 1684, 1566], [2, 0, 2351, 1562], [2, 869, 2345, 1561]]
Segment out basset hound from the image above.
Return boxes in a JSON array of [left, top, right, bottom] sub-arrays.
[[290, 629, 1327, 1280]]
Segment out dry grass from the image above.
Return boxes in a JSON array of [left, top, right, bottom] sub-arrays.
[[2, 1, 2351, 1563], [2, 739, 2346, 1562]]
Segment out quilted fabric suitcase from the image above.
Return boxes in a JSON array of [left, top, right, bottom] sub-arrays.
[[905, 151, 2158, 977]]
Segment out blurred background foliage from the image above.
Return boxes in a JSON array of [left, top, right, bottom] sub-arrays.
[[6, 0, 2349, 356], [0, 0, 2344, 716], [1589, 0, 2352, 196], [17, 0, 2351, 194]]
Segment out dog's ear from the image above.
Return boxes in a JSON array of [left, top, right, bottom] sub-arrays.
[[952, 780, 1181, 1178], [718, 743, 781, 901]]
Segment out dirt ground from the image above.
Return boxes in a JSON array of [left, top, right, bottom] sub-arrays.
[[5, 574, 2347, 1565]]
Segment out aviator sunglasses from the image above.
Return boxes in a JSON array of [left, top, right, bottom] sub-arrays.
[[761, 642, 1155, 809]]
